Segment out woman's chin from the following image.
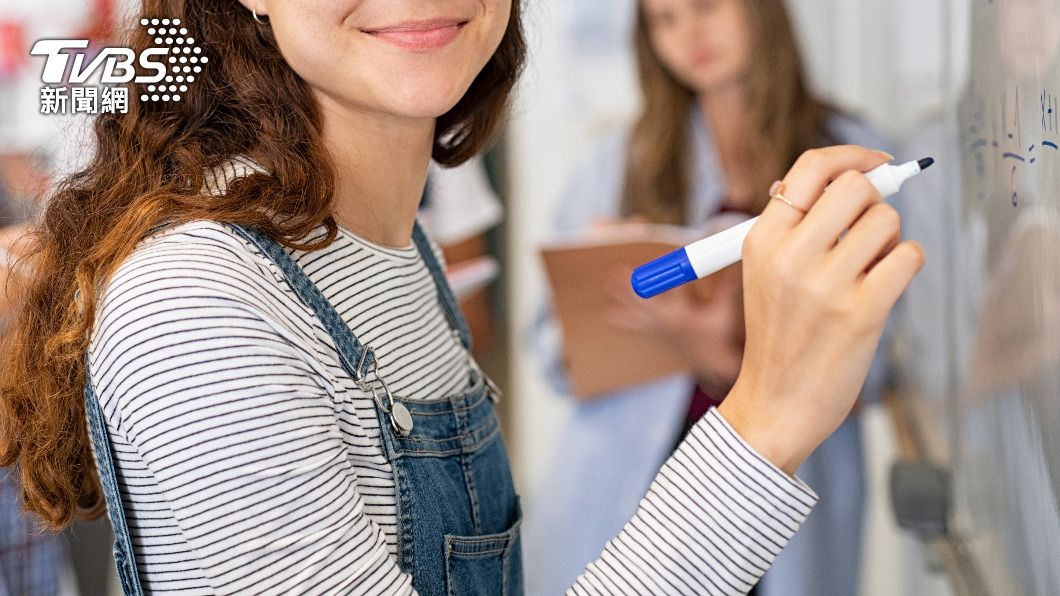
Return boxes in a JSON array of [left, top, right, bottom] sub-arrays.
[[380, 85, 475, 119]]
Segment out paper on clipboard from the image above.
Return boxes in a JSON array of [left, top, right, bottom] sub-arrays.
[[540, 217, 747, 399], [541, 223, 703, 398]]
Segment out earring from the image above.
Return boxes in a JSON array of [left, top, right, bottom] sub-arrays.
[[252, 7, 268, 25]]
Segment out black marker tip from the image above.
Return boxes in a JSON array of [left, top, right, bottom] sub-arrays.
[[918, 157, 935, 171]]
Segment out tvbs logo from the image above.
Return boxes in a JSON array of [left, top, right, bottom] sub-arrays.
[[31, 18, 207, 104]]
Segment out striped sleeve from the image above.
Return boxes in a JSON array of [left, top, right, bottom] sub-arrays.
[[90, 236, 416, 596], [568, 408, 818, 595]]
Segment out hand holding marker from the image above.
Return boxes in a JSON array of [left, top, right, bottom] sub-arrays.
[[631, 158, 935, 298]]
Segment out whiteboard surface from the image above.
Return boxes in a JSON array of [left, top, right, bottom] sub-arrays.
[[896, 1, 1060, 593]]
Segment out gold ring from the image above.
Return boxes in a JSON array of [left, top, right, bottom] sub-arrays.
[[770, 183, 807, 215]]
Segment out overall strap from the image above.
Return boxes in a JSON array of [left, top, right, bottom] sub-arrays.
[[411, 221, 472, 351], [84, 378, 145, 596], [228, 222, 471, 374], [226, 224, 377, 379]]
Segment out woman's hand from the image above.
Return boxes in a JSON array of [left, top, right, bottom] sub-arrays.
[[604, 263, 744, 397], [718, 146, 925, 475]]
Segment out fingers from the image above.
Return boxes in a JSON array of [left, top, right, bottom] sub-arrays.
[[604, 283, 656, 331], [604, 307, 652, 333], [793, 170, 884, 253], [860, 240, 925, 315], [757, 146, 892, 236], [605, 277, 668, 331], [827, 202, 901, 280]]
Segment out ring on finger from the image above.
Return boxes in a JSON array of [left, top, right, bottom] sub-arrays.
[[769, 182, 808, 215]]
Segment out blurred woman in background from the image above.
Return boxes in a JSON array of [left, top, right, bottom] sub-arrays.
[[527, 1, 891, 594]]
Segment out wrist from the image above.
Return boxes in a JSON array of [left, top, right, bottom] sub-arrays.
[[716, 381, 812, 476]]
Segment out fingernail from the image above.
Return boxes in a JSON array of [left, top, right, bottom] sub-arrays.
[[873, 150, 895, 162], [768, 180, 782, 196], [910, 240, 926, 261]]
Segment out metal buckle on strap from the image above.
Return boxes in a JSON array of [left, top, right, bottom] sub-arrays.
[[451, 329, 502, 403], [353, 348, 373, 389], [468, 354, 502, 404], [355, 346, 414, 436]]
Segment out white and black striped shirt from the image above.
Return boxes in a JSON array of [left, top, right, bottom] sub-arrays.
[[87, 160, 817, 595]]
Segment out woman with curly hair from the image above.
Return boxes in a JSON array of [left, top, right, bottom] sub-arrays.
[[0, 1, 922, 594]]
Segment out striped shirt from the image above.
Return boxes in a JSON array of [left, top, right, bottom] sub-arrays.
[[87, 159, 818, 595]]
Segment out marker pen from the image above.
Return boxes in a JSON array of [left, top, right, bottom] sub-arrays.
[[631, 158, 934, 299]]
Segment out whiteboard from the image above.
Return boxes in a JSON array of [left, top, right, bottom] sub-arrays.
[[895, 1, 1060, 594]]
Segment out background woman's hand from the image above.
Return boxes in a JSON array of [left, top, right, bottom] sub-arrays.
[[604, 263, 744, 396], [718, 146, 925, 475]]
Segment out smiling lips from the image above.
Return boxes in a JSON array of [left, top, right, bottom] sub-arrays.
[[363, 19, 468, 51]]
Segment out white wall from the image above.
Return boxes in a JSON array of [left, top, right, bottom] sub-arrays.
[[506, 0, 639, 501], [0, 0, 93, 154]]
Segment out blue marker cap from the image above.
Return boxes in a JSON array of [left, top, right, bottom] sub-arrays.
[[631, 248, 698, 299]]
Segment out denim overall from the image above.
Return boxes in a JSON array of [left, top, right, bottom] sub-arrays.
[[85, 222, 523, 595]]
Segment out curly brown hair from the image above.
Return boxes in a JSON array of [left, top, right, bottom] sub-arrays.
[[0, 0, 525, 530]]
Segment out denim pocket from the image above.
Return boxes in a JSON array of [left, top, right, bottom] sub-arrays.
[[444, 516, 523, 596]]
